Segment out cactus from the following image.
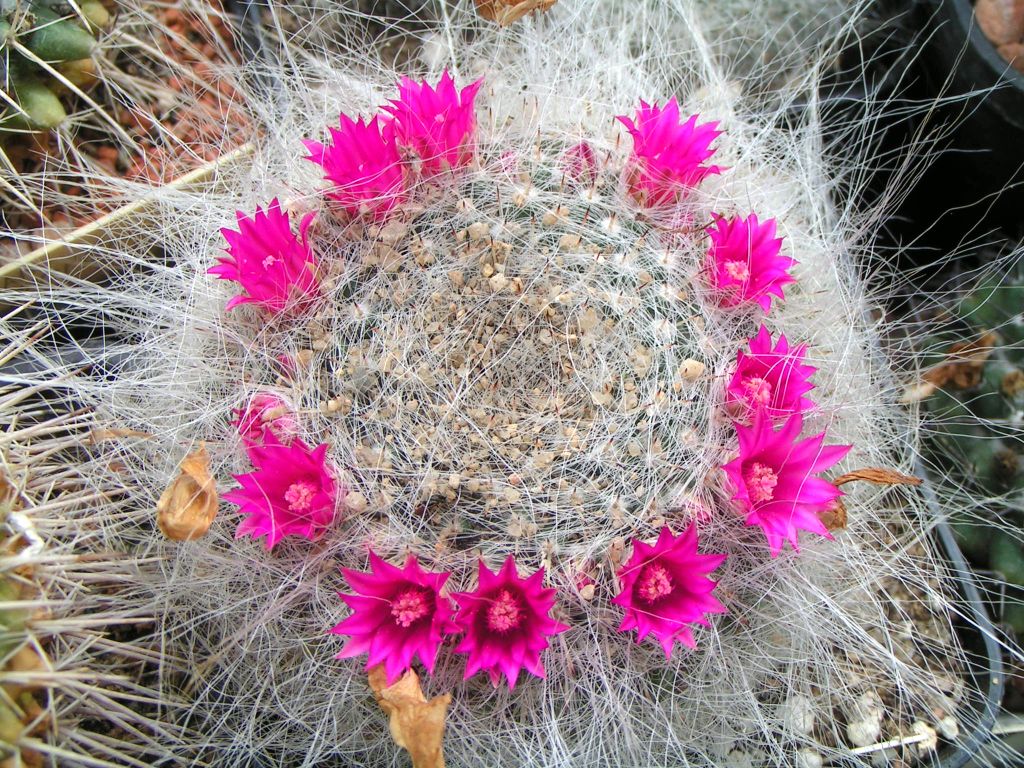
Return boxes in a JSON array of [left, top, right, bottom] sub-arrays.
[[1, 0, 108, 130], [922, 260, 1024, 633]]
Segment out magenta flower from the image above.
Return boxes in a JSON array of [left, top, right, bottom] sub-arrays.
[[232, 392, 299, 449], [224, 438, 339, 550], [384, 71, 481, 175], [616, 99, 721, 206], [612, 525, 726, 657], [382, 71, 482, 176], [721, 413, 851, 557], [563, 140, 599, 185], [330, 551, 454, 685], [451, 556, 568, 689], [726, 325, 816, 421], [303, 115, 406, 219], [706, 213, 795, 313], [210, 199, 318, 314]]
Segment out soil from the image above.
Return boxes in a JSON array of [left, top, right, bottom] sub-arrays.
[[0, 1, 250, 259]]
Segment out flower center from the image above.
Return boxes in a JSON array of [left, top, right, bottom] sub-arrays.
[[262, 254, 278, 269], [744, 462, 779, 504], [742, 377, 773, 406], [284, 480, 317, 512], [486, 589, 524, 633], [724, 260, 750, 282], [636, 562, 674, 603], [390, 587, 431, 628]]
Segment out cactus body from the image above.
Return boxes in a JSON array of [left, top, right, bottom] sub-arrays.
[[926, 263, 1024, 499], [1, 1, 106, 132], [924, 262, 1024, 636], [27, 6, 96, 61], [9, 79, 67, 128]]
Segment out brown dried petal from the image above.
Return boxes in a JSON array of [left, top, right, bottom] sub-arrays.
[[819, 499, 847, 531], [156, 443, 218, 541], [369, 666, 450, 768], [922, 332, 997, 390], [1003, 368, 1024, 397], [833, 467, 922, 487], [474, 0, 558, 26]]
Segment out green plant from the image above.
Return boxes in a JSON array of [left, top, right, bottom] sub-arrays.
[[923, 260, 1024, 631], [1, 0, 110, 130]]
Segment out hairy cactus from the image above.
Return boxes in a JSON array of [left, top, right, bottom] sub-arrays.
[[923, 260, 1024, 630], [1, 0, 109, 130], [1, 1, 1006, 764]]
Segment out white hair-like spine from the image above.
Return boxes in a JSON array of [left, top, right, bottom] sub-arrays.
[[1, 1, 1015, 766]]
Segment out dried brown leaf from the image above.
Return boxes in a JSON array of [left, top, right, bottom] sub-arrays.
[[922, 332, 998, 390], [833, 467, 923, 487], [157, 443, 218, 541], [474, 0, 558, 26], [369, 666, 450, 768]]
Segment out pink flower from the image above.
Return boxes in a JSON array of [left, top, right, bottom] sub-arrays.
[[232, 392, 299, 449], [330, 551, 454, 685], [721, 413, 851, 557], [224, 438, 340, 550], [383, 71, 482, 176], [706, 213, 795, 313], [451, 556, 568, 689], [726, 325, 816, 421], [562, 141, 599, 185], [611, 525, 726, 657], [303, 115, 406, 219], [616, 99, 721, 206], [210, 199, 318, 314]]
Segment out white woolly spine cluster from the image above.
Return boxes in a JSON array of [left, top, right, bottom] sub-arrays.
[[2, 1, 1016, 766]]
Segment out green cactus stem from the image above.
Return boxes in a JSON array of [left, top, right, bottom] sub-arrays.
[[26, 5, 96, 62], [1, 1, 107, 132], [7, 79, 67, 128], [923, 260, 1024, 623]]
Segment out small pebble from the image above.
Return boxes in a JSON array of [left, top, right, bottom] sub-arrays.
[[935, 714, 959, 740], [847, 717, 882, 748], [542, 206, 569, 226], [678, 359, 706, 381], [911, 721, 938, 753], [488, 274, 510, 293], [778, 694, 815, 735], [558, 233, 583, 251], [795, 749, 823, 768], [345, 492, 368, 514], [468, 222, 490, 241]]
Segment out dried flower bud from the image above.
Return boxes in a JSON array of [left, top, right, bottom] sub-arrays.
[[157, 444, 218, 541], [369, 666, 450, 768]]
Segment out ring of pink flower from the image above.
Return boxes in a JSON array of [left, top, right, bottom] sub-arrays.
[[209, 73, 854, 688]]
